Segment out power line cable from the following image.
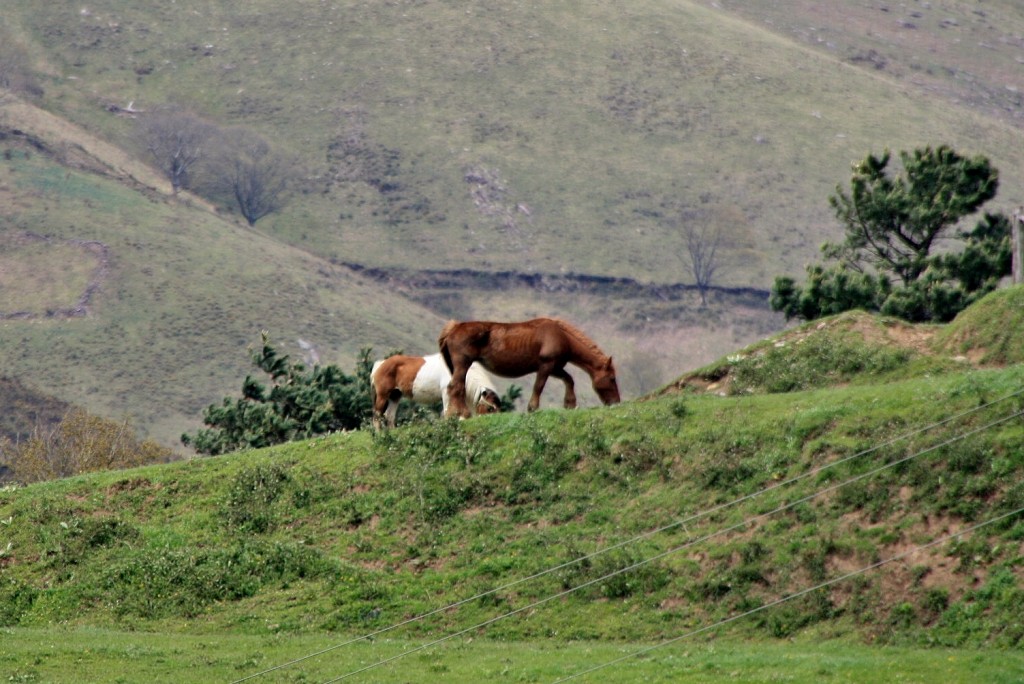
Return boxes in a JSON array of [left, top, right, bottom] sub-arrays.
[[550, 504, 1024, 682], [314, 407, 1022, 682], [231, 389, 1023, 682]]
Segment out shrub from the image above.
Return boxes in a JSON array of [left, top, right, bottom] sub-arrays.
[[0, 579, 38, 626], [222, 462, 291, 533], [759, 589, 835, 637], [558, 547, 670, 600], [2, 409, 176, 483], [182, 334, 374, 455], [103, 541, 336, 619]]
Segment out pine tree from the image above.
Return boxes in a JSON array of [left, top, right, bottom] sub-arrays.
[[771, 146, 1009, 323]]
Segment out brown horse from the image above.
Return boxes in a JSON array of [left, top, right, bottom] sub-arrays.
[[439, 317, 620, 418], [370, 353, 501, 429]]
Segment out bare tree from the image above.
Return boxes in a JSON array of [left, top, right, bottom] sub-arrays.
[[0, 35, 42, 103], [208, 127, 295, 225], [2, 409, 175, 483], [684, 220, 724, 306], [138, 107, 214, 195]]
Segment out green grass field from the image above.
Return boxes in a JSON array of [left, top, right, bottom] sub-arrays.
[[3, 628, 1023, 683]]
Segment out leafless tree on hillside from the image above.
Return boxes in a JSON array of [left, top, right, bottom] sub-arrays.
[[207, 126, 296, 225], [0, 37, 42, 103], [683, 219, 724, 306], [137, 107, 214, 195]]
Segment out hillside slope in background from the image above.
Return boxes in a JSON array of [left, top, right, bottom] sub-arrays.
[[2, 1, 1023, 445], [720, 0, 1024, 130], [0, 126, 448, 447], [3, 0, 1022, 282]]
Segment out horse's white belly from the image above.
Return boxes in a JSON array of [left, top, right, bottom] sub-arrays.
[[411, 376, 443, 403], [411, 353, 449, 404]]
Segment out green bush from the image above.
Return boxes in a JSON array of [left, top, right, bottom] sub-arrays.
[[103, 541, 337, 619], [558, 547, 670, 600], [39, 515, 142, 579], [182, 334, 374, 455], [0, 579, 39, 626], [222, 462, 291, 533], [759, 589, 836, 638], [771, 146, 1009, 324]]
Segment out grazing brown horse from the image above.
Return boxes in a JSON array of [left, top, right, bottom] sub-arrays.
[[439, 317, 620, 418], [370, 353, 501, 429]]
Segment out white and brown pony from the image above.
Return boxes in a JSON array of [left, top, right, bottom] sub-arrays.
[[371, 353, 502, 429], [439, 317, 620, 418]]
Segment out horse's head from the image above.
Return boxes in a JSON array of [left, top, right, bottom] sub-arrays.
[[475, 388, 502, 415], [591, 357, 621, 405]]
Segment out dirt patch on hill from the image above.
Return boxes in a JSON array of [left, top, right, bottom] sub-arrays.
[[838, 314, 939, 355]]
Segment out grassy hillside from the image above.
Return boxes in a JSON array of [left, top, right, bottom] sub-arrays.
[[721, 0, 1024, 129], [0, 131, 447, 447], [668, 286, 1024, 397], [2, 0, 1024, 447], [4, 0, 1023, 283], [1, 296, 1023, 681]]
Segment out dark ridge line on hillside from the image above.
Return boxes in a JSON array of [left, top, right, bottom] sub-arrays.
[[339, 262, 771, 305]]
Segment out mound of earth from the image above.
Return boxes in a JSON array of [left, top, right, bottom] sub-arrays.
[[661, 289, 1024, 396], [933, 286, 1024, 366]]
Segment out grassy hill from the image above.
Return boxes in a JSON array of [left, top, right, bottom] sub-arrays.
[[2, 0, 1024, 447], [0, 127, 447, 447], [4, 0, 1024, 282], [1, 291, 1023, 680]]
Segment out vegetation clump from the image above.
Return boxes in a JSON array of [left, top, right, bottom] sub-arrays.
[[771, 146, 1011, 323], [0, 408, 175, 483], [181, 333, 375, 455]]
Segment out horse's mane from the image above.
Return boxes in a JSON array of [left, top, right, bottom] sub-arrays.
[[552, 318, 610, 362]]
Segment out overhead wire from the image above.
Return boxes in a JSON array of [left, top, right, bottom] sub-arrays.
[[550, 504, 1024, 682], [230, 388, 1024, 683], [311, 404, 1023, 682]]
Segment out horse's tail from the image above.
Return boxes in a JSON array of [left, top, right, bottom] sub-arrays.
[[369, 359, 383, 397], [438, 320, 459, 372]]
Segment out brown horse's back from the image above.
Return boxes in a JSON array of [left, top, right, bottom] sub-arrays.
[[442, 318, 564, 378]]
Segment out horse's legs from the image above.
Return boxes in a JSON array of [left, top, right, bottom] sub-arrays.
[[446, 358, 472, 418], [373, 388, 400, 430], [384, 396, 399, 428], [372, 387, 389, 430], [528, 367, 552, 412], [551, 367, 577, 409]]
